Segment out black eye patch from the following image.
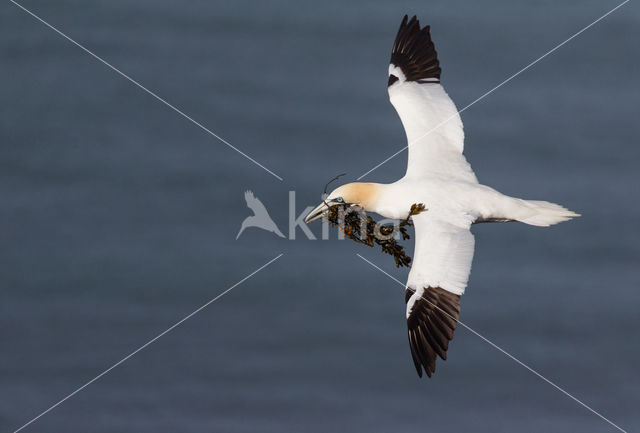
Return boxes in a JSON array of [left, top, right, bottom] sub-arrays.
[[388, 74, 399, 86]]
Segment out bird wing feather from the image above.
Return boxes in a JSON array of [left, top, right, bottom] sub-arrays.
[[387, 15, 477, 182], [404, 210, 475, 377]]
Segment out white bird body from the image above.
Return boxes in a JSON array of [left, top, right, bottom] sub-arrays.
[[365, 178, 502, 220], [305, 15, 579, 378], [355, 177, 575, 227]]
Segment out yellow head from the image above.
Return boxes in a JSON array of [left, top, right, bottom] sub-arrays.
[[305, 182, 380, 223]]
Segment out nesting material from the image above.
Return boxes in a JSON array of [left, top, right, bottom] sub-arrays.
[[326, 203, 426, 268]]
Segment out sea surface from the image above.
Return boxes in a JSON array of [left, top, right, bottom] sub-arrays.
[[1, 1, 639, 432]]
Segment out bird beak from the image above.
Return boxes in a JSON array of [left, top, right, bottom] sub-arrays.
[[305, 201, 329, 223]]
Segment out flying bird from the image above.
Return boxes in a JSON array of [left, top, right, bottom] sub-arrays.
[[305, 15, 579, 378], [236, 190, 285, 240]]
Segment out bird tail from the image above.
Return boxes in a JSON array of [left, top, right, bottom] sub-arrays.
[[516, 200, 580, 227]]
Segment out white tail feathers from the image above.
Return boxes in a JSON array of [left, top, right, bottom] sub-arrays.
[[517, 200, 581, 227]]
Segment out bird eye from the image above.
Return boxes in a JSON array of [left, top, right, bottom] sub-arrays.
[[335, 197, 344, 203]]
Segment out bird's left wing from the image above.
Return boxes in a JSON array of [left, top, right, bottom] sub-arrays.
[[387, 15, 477, 183], [405, 210, 475, 377]]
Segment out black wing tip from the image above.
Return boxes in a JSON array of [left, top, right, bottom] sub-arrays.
[[406, 286, 461, 378], [390, 14, 441, 84]]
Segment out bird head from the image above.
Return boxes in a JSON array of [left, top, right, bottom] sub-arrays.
[[305, 182, 377, 223]]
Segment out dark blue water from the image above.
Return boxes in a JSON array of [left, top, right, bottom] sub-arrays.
[[1, 1, 639, 432]]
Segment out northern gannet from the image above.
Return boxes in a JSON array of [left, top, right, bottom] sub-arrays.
[[305, 15, 579, 377]]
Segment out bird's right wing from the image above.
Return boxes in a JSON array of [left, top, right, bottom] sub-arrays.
[[387, 15, 477, 183], [405, 210, 475, 377]]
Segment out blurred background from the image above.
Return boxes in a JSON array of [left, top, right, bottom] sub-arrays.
[[1, 0, 639, 431]]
